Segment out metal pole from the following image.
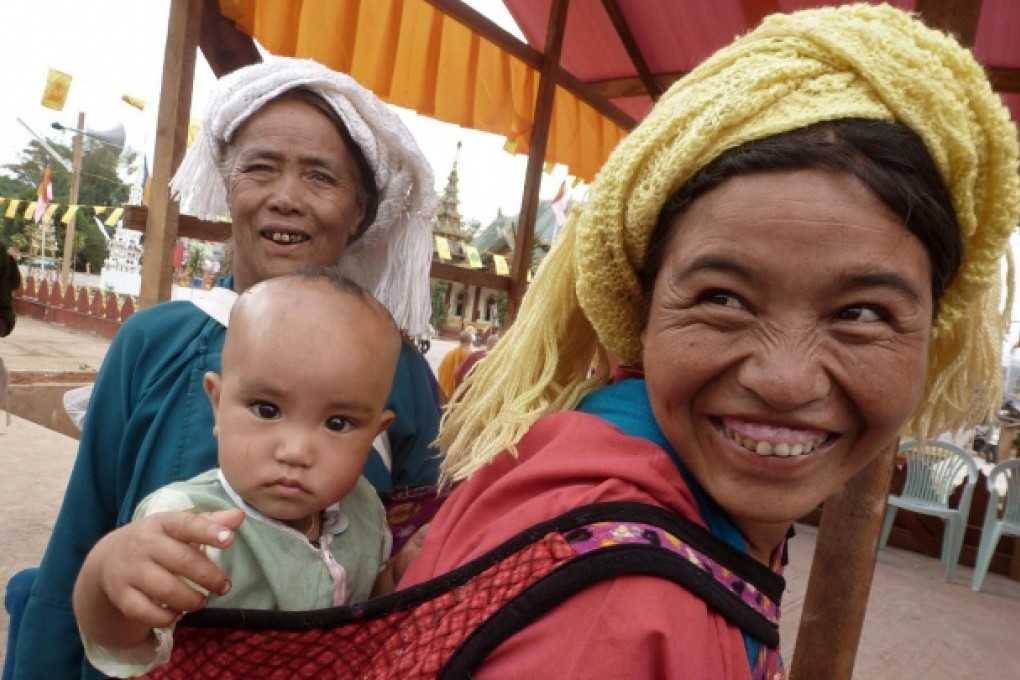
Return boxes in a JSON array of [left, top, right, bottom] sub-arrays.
[[39, 221, 47, 279], [59, 111, 85, 287], [15, 117, 72, 173]]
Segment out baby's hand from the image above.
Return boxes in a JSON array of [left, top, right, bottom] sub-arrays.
[[74, 508, 244, 649]]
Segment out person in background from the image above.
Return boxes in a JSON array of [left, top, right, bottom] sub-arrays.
[[172, 240, 185, 281], [74, 270, 411, 677], [454, 332, 499, 389], [0, 245, 11, 420], [402, 5, 1018, 678], [10, 56, 440, 679], [0, 246, 22, 338], [436, 329, 474, 403]]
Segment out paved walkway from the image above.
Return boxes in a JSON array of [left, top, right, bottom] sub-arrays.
[[2, 316, 1019, 676]]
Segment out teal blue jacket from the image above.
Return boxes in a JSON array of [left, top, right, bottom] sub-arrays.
[[14, 299, 440, 679]]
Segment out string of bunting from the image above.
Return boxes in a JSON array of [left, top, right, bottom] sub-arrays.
[[0, 197, 123, 227], [434, 234, 518, 278]]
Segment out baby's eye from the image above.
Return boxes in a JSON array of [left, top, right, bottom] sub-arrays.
[[250, 401, 280, 420], [325, 415, 353, 433], [836, 305, 888, 323]]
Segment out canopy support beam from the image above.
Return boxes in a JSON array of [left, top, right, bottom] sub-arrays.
[[916, 0, 983, 46], [139, 0, 201, 307], [506, 0, 569, 324], [600, 0, 662, 99], [200, 0, 262, 77]]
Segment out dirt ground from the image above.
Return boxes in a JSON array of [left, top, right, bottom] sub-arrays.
[[0, 415, 79, 665], [2, 317, 1019, 676]]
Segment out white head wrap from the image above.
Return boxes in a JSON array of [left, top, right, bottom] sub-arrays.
[[170, 56, 437, 335]]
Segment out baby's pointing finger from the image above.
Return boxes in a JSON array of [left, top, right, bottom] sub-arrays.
[[159, 510, 239, 550]]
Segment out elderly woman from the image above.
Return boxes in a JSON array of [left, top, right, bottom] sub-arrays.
[[400, 5, 1019, 679], [11, 58, 439, 678]]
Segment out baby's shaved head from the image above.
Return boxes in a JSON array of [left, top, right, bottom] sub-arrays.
[[225, 268, 402, 390]]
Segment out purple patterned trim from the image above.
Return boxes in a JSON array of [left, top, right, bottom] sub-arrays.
[[563, 521, 780, 626]]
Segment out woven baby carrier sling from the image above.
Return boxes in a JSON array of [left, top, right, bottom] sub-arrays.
[[145, 502, 784, 679]]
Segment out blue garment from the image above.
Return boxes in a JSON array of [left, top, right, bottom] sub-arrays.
[[11, 298, 439, 679], [577, 377, 761, 671], [2, 571, 32, 680]]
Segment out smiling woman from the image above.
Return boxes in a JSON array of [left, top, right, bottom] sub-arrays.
[[642, 166, 937, 559], [400, 4, 1019, 678], [221, 93, 371, 292], [10, 57, 444, 678]]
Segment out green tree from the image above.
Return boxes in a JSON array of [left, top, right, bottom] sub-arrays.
[[1, 136, 135, 271], [430, 279, 449, 332], [494, 291, 508, 327], [185, 243, 208, 279]]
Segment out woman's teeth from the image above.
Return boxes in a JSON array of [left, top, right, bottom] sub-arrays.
[[268, 232, 307, 244], [725, 430, 824, 457]]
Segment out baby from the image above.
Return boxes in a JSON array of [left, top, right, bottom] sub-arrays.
[[73, 268, 405, 676]]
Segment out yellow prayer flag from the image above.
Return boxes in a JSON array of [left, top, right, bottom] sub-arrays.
[[5, 200, 20, 219], [435, 235, 451, 261], [543, 162, 554, 175], [43, 204, 60, 221], [187, 119, 203, 148], [502, 138, 518, 155], [464, 245, 483, 269], [105, 207, 124, 226], [61, 205, 80, 224], [94, 206, 108, 215], [23, 202, 37, 220], [121, 94, 147, 111], [493, 253, 509, 276], [41, 68, 73, 111]]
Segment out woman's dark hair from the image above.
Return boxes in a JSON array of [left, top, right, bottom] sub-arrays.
[[223, 87, 380, 240], [638, 118, 962, 319]]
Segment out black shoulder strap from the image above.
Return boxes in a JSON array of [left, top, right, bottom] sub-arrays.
[[440, 502, 783, 678]]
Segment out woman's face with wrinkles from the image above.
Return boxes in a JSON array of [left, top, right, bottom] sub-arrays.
[[641, 169, 933, 559], [224, 95, 367, 292]]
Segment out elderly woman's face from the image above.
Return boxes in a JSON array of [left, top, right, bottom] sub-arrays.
[[224, 96, 367, 291], [641, 169, 933, 555]]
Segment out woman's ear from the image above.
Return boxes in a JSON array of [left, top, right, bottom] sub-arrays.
[[348, 192, 369, 244]]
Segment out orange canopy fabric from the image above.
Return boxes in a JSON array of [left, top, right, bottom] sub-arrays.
[[216, 0, 629, 183]]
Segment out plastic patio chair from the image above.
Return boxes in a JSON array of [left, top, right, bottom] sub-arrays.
[[971, 459, 1020, 592], [878, 439, 979, 582]]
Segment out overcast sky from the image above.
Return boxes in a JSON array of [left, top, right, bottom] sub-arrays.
[[0, 0, 574, 222]]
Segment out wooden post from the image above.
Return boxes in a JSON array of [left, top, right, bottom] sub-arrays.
[[506, 0, 569, 325], [140, 0, 202, 307], [199, 0, 262, 77], [788, 7, 983, 676], [59, 112, 85, 288], [790, 443, 897, 679]]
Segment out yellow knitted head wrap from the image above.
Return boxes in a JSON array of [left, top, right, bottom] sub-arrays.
[[439, 3, 1020, 485]]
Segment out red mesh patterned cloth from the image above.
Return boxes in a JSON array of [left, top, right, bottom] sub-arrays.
[[143, 502, 784, 679], [145, 532, 575, 679]]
